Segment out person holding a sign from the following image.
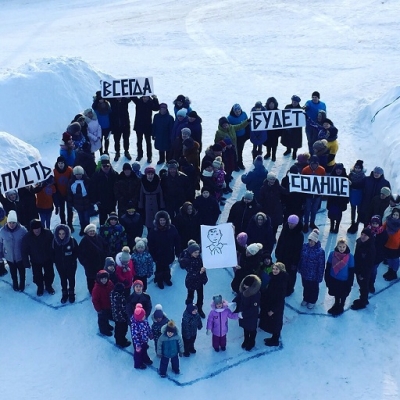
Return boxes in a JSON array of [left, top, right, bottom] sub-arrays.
[[281, 95, 303, 160], [92, 92, 112, 156], [301, 155, 326, 233], [108, 97, 132, 162], [132, 95, 160, 163], [263, 97, 286, 162]]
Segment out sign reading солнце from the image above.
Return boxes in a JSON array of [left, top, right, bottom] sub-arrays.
[[289, 174, 350, 197]]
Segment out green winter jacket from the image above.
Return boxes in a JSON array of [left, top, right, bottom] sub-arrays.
[[156, 325, 184, 358], [214, 119, 249, 156]]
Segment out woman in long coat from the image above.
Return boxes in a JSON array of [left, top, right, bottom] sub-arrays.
[[138, 167, 165, 229], [259, 262, 288, 346]]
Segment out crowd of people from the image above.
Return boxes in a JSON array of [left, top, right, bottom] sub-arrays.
[[0, 89, 399, 377]]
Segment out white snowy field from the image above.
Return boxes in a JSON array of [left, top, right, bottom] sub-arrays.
[[1, 0, 400, 399]]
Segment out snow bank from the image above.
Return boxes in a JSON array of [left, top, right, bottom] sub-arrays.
[[0, 131, 40, 175], [0, 57, 111, 146], [360, 86, 400, 190]]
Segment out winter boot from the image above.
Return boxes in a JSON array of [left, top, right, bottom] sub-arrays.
[[292, 149, 297, 160], [328, 297, 340, 315], [37, 285, 44, 297], [347, 222, 359, 234], [124, 150, 132, 160], [251, 150, 258, 160], [383, 268, 392, 279], [283, 148, 291, 156], [384, 268, 398, 281], [333, 220, 340, 234], [46, 285, 55, 295], [114, 152, 120, 162], [68, 290, 76, 303], [0, 261, 8, 277], [329, 219, 335, 233], [197, 307, 206, 319], [271, 149, 277, 162], [61, 291, 69, 304], [350, 299, 366, 310], [264, 334, 279, 347]]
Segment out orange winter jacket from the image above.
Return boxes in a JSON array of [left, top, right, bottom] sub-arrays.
[[53, 167, 73, 198], [36, 184, 56, 210], [383, 222, 400, 250]]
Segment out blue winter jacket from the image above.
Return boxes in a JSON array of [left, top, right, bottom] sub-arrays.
[[304, 100, 327, 128], [241, 164, 268, 201], [298, 241, 325, 282], [228, 110, 248, 137]]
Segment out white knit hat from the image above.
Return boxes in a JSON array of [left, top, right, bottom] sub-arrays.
[[308, 229, 320, 243], [7, 210, 18, 223], [246, 243, 263, 255], [84, 223, 97, 234]]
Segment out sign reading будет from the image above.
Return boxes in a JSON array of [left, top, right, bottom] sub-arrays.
[[289, 173, 350, 197], [251, 109, 305, 131], [100, 78, 154, 98], [1, 161, 52, 194]]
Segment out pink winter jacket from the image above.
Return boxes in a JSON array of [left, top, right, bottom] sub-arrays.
[[206, 301, 238, 337]]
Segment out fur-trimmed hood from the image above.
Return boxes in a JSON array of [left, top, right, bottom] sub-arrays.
[[53, 224, 71, 246], [239, 274, 261, 297], [153, 210, 171, 230]]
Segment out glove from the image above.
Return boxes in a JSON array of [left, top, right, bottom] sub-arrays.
[[152, 94, 157, 99], [238, 312, 243, 319], [206, 330, 211, 336], [135, 345, 141, 352], [247, 118, 252, 123], [55, 207, 60, 215]]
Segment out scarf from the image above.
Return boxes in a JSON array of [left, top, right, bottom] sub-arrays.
[[332, 250, 350, 275], [367, 223, 384, 235], [386, 216, 400, 235], [348, 169, 365, 184], [70, 180, 87, 196]]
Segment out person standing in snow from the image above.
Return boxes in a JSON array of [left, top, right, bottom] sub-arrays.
[[83, 108, 102, 156], [181, 303, 203, 357], [52, 224, 78, 304], [110, 282, 131, 348], [131, 94, 160, 163], [92, 91, 112, 155], [92, 270, 114, 336], [0, 211, 28, 291], [22, 219, 55, 296], [227, 103, 249, 170], [298, 229, 325, 309], [206, 295, 238, 352], [281, 95, 303, 160]]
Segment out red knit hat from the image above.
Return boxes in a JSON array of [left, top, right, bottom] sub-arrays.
[[134, 303, 146, 321], [62, 132, 72, 144]]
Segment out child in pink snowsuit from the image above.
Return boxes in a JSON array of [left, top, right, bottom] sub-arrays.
[[206, 295, 238, 352]]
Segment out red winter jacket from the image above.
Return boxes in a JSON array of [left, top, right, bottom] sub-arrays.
[[92, 280, 114, 311]]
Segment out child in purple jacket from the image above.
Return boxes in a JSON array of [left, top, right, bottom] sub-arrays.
[[206, 295, 238, 352]]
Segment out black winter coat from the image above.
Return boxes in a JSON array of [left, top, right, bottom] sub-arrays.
[[132, 97, 160, 134], [78, 234, 108, 280], [354, 237, 376, 278], [126, 291, 152, 320], [68, 175, 91, 212], [22, 228, 53, 267], [231, 252, 261, 294], [179, 254, 208, 290], [174, 206, 201, 249], [259, 270, 288, 334], [147, 225, 181, 265], [245, 215, 275, 254], [74, 150, 96, 178], [227, 199, 262, 234], [275, 222, 304, 268], [90, 168, 119, 211], [119, 212, 143, 249], [235, 275, 261, 331], [326, 168, 349, 216], [192, 195, 220, 226], [372, 229, 389, 265], [281, 103, 303, 149], [52, 226, 78, 270], [114, 171, 141, 212], [366, 195, 390, 224], [258, 180, 287, 227], [359, 173, 391, 223], [161, 172, 191, 215], [109, 98, 131, 130]]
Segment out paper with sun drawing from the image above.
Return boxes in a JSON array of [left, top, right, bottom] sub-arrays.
[[200, 223, 237, 269]]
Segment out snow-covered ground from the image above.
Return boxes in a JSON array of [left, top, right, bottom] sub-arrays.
[[1, 1, 400, 399]]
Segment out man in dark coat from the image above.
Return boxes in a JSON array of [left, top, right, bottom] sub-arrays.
[[108, 97, 132, 161], [22, 219, 55, 296], [114, 163, 141, 217], [351, 228, 376, 310], [227, 191, 262, 235], [366, 187, 391, 224], [90, 156, 119, 225], [74, 142, 96, 178], [192, 187, 220, 226], [147, 211, 181, 289], [358, 167, 391, 225], [174, 202, 201, 249], [160, 160, 191, 220], [132, 95, 160, 163], [275, 215, 304, 296]]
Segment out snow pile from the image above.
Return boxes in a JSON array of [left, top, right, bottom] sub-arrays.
[[0, 131, 40, 175], [0, 57, 111, 147], [357, 86, 400, 189]]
